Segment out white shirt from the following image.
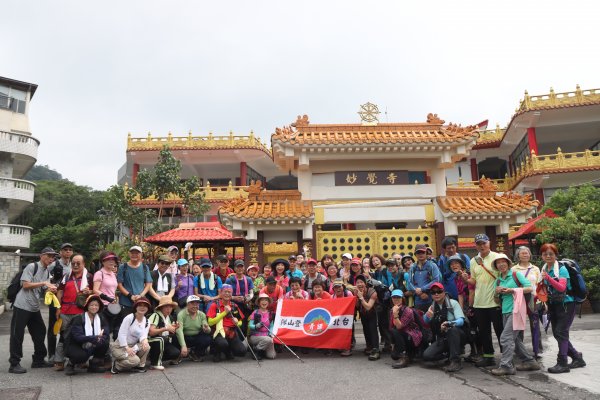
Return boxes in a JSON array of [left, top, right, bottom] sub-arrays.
[[118, 313, 149, 348]]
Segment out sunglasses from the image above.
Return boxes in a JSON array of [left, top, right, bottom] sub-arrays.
[[430, 290, 444, 295]]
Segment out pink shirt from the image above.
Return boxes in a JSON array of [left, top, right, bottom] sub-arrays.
[[93, 269, 117, 305], [284, 289, 309, 300]]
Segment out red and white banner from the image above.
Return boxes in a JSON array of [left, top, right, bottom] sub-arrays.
[[272, 297, 356, 349]]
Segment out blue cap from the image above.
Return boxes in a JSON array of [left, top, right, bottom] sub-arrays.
[[177, 258, 189, 267], [474, 233, 490, 243], [391, 289, 404, 298], [197, 257, 212, 268]]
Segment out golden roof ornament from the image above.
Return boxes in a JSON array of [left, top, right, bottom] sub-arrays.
[[358, 102, 380, 125]]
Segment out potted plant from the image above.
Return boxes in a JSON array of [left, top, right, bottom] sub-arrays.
[[582, 267, 600, 313]]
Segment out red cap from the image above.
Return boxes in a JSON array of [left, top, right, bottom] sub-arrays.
[[430, 282, 445, 291], [307, 258, 318, 265], [350, 257, 361, 265]]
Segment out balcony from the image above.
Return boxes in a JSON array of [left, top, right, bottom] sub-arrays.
[[130, 181, 249, 205], [0, 131, 39, 178], [0, 177, 35, 203], [0, 224, 32, 249], [518, 86, 600, 113], [127, 131, 271, 156], [448, 148, 600, 191], [475, 124, 505, 147]]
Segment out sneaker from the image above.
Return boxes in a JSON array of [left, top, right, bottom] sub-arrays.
[[368, 349, 381, 361], [54, 362, 65, 371], [169, 357, 181, 365], [475, 357, 496, 368], [132, 366, 146, 373], [189, 352, 200, 362], [31, 360, 53, 368], [491, 366, 516, 376], [110, 361, 120, 375], [150, 365, 165, 370], [340, 350, 352, 357], [8, 364, 27, 374], [516, 360, 541, 371], [65, 363, 76, 376], [443, 360, 462, 373]]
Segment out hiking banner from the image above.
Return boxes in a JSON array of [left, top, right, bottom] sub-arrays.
[[272, 297, 356, 349]]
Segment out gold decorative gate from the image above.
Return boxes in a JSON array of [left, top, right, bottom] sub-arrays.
[[316, 228, 436, 261]]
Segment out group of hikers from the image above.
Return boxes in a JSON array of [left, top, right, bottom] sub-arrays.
[[8, 235, 586, 377]]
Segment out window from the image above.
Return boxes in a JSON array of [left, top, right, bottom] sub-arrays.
[[510, 135, 531, 173], [0, 85, 27, 114]]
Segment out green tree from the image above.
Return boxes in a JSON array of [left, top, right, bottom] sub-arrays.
[[24, 164, 63, 181], [179, 176, 210, 222], [537, 184, 600, 269]]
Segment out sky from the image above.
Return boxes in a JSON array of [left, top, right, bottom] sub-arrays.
[[2, 1, 599, 190]]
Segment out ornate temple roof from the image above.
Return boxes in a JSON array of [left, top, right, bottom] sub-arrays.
[[143, 222, 242, 246], [437, 178, 539, 217], [271, 114, 479, 146]]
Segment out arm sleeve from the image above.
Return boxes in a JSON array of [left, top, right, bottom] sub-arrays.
[[516, 271, 532, 288], [406, 268, 415, 291], [248, 311, 257, 331], [207, 303, 227, 326], [21, 263, 34, 283], [175, 310, 186, 347], [450, 299, 465, 326], [545, 267, 568, 292]]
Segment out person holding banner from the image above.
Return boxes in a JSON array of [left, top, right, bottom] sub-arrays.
[[284, 277, 309, 300], [248, 294, 276, 360], [260, 276, 284, 313], [311, 280, 331, 300], [271, 259, 290, 292], [206, 284, 247, 362], [389, 289, 422, 369], [354, 275, 380, 360]]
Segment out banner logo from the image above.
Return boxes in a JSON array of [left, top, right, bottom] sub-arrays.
[[302, 308, 331, 336]]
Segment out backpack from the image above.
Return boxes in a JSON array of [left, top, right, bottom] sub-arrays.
[[560, 259, 587, 303], [407, 307, 432, 344], [499, 271, 533, 316], [7, 263, 39, 303]]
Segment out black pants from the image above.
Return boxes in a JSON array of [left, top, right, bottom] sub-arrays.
[[174, 333, 212, 356], [65, 340, 109, 364], [211, 335, 247, 358], [377, 305, 391, 346], [9, 307, 48, 366], [474, 307, 503, 356], [360, 312, 379, 350], [423, 327, 466, 362], [549, 302, 578, 357], [149, 336, 180, 366], [113, 306, 133, 340], [47, 305, 58, 359], [390, 329, 416, 359]]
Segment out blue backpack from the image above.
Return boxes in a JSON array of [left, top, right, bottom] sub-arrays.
[[560, 259, 587, 303]]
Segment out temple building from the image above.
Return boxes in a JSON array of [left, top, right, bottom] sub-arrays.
[[122, 86, 600, 264]]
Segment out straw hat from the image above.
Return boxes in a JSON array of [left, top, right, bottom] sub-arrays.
[[155, 296, 178, 311]]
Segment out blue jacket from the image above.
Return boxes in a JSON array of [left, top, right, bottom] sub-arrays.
[[407, 260, 441, 306], [437, 253, 470, 301]]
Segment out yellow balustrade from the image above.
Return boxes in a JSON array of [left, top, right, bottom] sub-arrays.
[[476, 124, 505, 144], [127, 131, 271, 155], [132, 181, 249, 203], [518, 85, 600, 112], [448, 148, 600, 191]]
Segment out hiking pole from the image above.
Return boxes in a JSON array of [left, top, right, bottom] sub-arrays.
[[265, 326, 305, 363], [229, 311, 261, 367]]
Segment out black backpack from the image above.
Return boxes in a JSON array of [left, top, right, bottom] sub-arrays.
[[7, 263, 39, 303]]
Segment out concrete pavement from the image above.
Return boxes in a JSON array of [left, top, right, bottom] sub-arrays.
[[0, 307, 598, 400]]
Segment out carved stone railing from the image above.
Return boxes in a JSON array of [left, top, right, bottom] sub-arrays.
[[518, 85, 600, 112]]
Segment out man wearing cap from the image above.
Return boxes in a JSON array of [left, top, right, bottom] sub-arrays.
[[9, 247, 58, 374], [466, 233, 502, 367], [153, 246, 180, 278], [194, 258, 223, 312], [286, 255, 304, 281], [407, 244, 442, 312], [303, 258, 326, 293], [436, 237, 471, 302], [46, 242, 73, 362], [116, 246, 152, 334], [175, 295, 211, 362], [213, 254, 234, 282], [148, 255, 176, 309], [423, 282, 467, 373], [225, 260, 254, 333]]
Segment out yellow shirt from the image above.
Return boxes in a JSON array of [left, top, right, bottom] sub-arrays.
[[470, 251, 499, 308]]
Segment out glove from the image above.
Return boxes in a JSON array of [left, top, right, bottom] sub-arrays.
[[255, 322, 263, 329], [254, 312, 262, 324]]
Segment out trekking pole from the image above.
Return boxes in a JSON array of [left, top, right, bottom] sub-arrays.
[[229, 311, 261, 367], [265, 326, 305, 363]]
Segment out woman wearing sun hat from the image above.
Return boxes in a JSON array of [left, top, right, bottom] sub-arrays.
[[174, 259, 195, 308], [64, 294, 110, 375], [248, 293, 276, 360], [110, 297, 151, 374], [147, 296, 181, 370], [93, 252, 120, 338]]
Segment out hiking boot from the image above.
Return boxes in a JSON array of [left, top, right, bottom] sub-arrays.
[[568, 353, 586, 369], [8, 364, 27, 374], [340, 349, 352, 357], [132, 366, 146, 373], [363, 346, 373, 355], [368, 349, 381, 361], [475, 357, 496, 367], [31, 360, 53, 368], [189, 351, 200, 362], [54, 362, 65, 371], [169, 356, 182, 365], [516, 360, 541, 371], [382, 343, 392, 353], [392, 354, 410, 369], [491, 366, 516, 376], [65, 363, 76, 376], [548, 356, 570, 374], [110, 361, 120, 375], [444, 359, 462, 373]]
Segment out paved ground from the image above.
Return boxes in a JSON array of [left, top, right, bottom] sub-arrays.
[[0, 307, 598, 400]]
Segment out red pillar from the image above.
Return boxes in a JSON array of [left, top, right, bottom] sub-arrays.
[[527, 127, 538, 155], [534, 189, 545, 208], [132, 163, 139, 186], [240, 162, 247, 185], [470, 159, 478, 181]]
